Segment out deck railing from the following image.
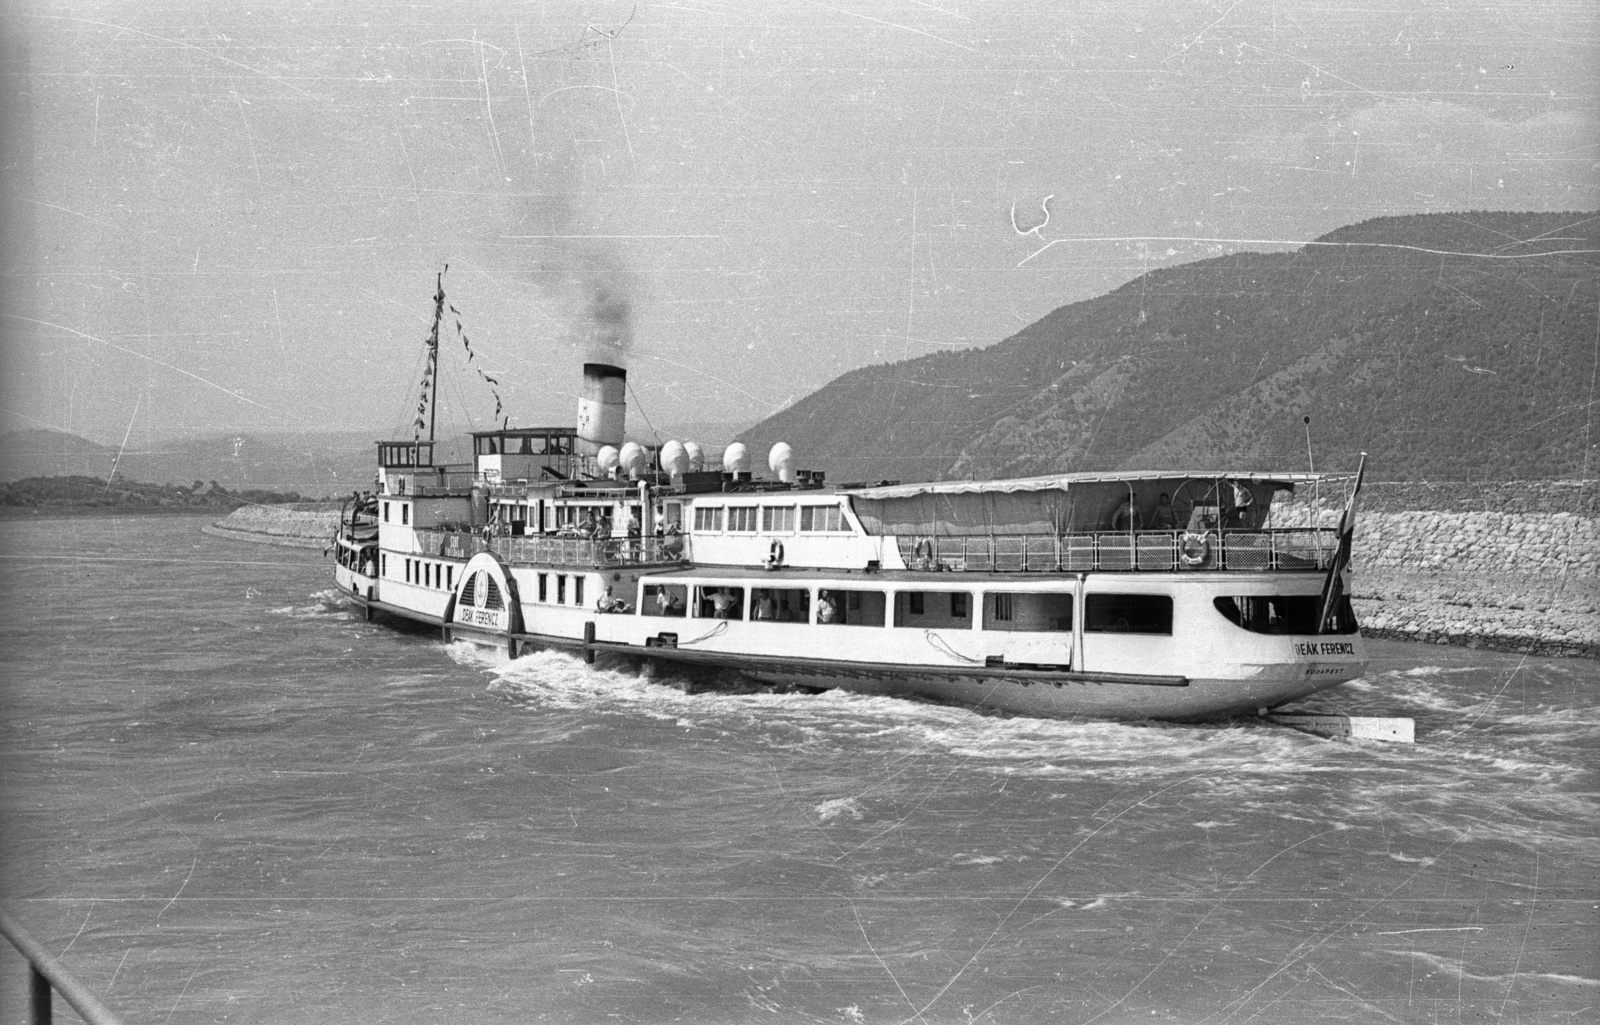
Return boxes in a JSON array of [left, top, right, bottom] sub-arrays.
[[412, 529, 690, 568], [895, 528, 1340, 573], [0, 911, 126, 1025], [495, 535, 690, 569]]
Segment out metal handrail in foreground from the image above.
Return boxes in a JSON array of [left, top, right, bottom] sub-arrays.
[[0, 910, 126, 1025]]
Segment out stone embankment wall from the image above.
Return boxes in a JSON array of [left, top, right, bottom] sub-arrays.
[[206, 503, 341, 549], [1278, 480, 1597, 658]]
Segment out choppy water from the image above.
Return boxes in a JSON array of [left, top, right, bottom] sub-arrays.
[[1, 515, 1596, 1024]]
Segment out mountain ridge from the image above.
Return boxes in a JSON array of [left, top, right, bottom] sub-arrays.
[[737, 211, 1600, 483]]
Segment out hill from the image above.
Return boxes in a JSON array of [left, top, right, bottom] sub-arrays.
[[738, 211, 1600, 482], [0, 429, 378, 497]]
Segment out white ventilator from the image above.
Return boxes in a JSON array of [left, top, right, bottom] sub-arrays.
[[768, 442, 794, 483], [722, 442, 750, 474], [684, 441, 704, 472], [619, 441, 647, 478], [660, 440, 689, 479]]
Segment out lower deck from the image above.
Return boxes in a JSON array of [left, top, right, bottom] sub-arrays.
[[342, 552, 1367, 719]]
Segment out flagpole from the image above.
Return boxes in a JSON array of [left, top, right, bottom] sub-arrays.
[[1318, 452, 1367, 634], [428, 268, 446, 445]]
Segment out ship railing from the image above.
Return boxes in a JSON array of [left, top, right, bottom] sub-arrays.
[[895, 528, 1340, 573], [494, 535, 691, 569], [386, 471, 478, 497], [414, 529, 492, 560], [0, 910, 126, 1025]]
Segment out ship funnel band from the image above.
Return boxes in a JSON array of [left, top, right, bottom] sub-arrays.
[[577, 362, 627, 453]]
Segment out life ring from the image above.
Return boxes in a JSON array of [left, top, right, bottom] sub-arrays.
[[1180, 531, 1210, 567], [766, 539, 785, 568], [913, 537, 935, 569]]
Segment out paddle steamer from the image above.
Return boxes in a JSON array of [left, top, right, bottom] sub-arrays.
[[334, 288, 1367, 720]]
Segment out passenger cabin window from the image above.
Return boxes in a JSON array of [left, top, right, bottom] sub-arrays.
[[983, 592, 1073, 632], [750, 588, 810, 623], [817, 589, 885, 627], [1085, 594, 1173, 635], [695, 586, 745, 620], [762, 506, 796, 532], [642, 583, 687, 618], [693, 507, 724, 532], [556, 575, 567, 604], [800, 505, 844, 532], [1214, 595, 1358, 635], [727, 507, 757, 532], [401, 504, 409, 525], [573, 577, 585, 607], [383, 502, 390, 522], [538, 573, 548, 602], [894, 591, 973, 629]]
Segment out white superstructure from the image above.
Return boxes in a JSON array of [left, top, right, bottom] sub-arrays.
[[336, 418, 1370, 720]]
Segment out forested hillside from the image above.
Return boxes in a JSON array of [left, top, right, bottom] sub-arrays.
[[739, 211, 1599, 482]]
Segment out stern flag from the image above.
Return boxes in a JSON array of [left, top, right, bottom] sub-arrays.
[[1318, 452, 1367, 634]]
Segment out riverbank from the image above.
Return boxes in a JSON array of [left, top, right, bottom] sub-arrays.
[[205, 503, 340, 549], [1352, 569, 1599, 659]]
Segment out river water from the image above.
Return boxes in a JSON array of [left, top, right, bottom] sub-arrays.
[[1, 515, 1595, 1024]]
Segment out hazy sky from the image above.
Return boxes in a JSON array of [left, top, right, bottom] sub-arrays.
[[3, 0, 1595, 446]]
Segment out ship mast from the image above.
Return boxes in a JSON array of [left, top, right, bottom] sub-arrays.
[[427, 268, 445, 444]]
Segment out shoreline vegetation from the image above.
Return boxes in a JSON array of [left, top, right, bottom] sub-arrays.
[[0, 474, 313, 516]]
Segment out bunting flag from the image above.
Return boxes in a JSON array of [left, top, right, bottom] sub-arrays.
[[414, 265, 449, 441], [411, 264, 509, 438], [454, 315, 508, 430], [1318, 452, 1367, 634]]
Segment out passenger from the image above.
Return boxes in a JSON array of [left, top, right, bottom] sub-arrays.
[[817, 590, 840, 624], [754, 592, 777, 620], [654, 588, 683, 616], [1111, 495, 1142, 532], [596, 586, 628, 614], [778, 599, 794, 622], [580, 510, 598, 538], [663, 522, 684, 558], [1149, 492, 1178, 530], [710, 588, 739, 619]]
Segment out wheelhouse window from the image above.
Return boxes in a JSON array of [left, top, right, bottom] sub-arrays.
[[800, 505, 844, 532], [1085, 593, 1173, 635], [693, 507, 723, 532], [762, 506, 796, 532], [727, 506, 758, 532], [751, 587, 810, 622], [894, 591, 973, 629], [982, 592, 1073, 632], [695, 585, 745, 620], [642, 583, 687, 617], [1214, 595, 1358, 635], [817, 589, 885, 626]]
